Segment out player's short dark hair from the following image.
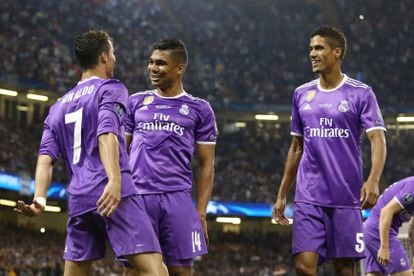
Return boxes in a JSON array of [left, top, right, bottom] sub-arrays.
[[311, 25, 347, 60], [74, 30, 113, 70], [152, 38, 188, 65]]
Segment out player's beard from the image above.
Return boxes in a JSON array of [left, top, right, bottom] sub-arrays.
[[312, 67, 322, 74], [151, 76, 174, 91]]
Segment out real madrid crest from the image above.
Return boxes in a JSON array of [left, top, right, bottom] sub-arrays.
[[143, 95, 154, 105], [338, 100, 349, 112], [179, 104, 189, 115], [305, 90, 316, 102], [400, 258, 407, 267]]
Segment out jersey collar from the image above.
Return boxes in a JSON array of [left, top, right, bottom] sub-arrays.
[[317, 74, 348, 92], [154, 89, 187, 99], [77, 76, 102, 85]]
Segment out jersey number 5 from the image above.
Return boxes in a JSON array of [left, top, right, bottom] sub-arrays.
[[355, 232, 365, 253], [65, 108, 83, 164]]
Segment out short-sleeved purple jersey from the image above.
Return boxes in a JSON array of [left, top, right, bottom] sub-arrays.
[[291, 75, 386, 208], [125, 90, 217, 193], [364, 177, 414, 235], [39, 77, 136, 216]]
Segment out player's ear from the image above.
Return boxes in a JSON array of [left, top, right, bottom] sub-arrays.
[[334, 47, 342, 59], [100, 51, 109, 64], [177, 63, 186, 75]]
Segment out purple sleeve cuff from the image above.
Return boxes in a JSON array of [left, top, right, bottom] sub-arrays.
[[97, 105, 121, 136], [39, 125, 59, 161]]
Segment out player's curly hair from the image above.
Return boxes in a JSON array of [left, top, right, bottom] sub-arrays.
[[74, 30, 113, 70], [311, 25, 347, 60]]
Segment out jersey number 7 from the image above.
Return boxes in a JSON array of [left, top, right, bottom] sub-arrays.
[[65, 108, 83, 165]]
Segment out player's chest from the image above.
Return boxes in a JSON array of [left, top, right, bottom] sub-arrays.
[[297, 91, 358, 122], [133, 100, 197, 129]]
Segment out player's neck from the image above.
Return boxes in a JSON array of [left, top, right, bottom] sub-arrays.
[[156, 83, 184, 97], [319, 70, 344, 90], [81, 69, 108, 81]]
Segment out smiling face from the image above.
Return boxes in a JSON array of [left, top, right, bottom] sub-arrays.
[[309, 35, 342, 75], [147, 50, 184, 90]]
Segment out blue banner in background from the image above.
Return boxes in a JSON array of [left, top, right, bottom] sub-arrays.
[[0, 171, 371, 218], [0, 171, 66, 199], [206, 201, 370, 219], [206, 201, 274, 217]]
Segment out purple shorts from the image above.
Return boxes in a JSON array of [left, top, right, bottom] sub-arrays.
[[363, 228, 410, 274], [63, 195, 161, 261], [142, 189, 207, 265], [293, 202, 365, 263]]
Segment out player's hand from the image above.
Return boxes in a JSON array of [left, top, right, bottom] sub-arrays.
[[272, 197, 290, 226], [199, 215, 209, 246], [14, 199, 44, 217], [377, 246, 390, 266], [97, 179, 121, 217], [360, 180, 379, 209]]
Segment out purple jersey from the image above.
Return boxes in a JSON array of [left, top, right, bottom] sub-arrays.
[[125, 90, 217, 193], [291, 75, 386, 208], [39, 77, 136, 216], [364, 177, 414, 235]]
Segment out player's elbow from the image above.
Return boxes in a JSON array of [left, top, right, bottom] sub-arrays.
[[37, 155, 54, 166]]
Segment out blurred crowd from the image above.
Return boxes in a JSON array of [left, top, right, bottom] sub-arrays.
[[193, 232, 292, 276], [1, 0, 413, 106], [335, 0, 414, 106], [0, 222, 293, 276], [211, 123, 291, 202], [0, 221, 128, 275], [0, 122, 66, 184], [0, 222, 64, 276]]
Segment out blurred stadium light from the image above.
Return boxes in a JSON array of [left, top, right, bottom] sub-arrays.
[[254, 114, 279, 121], [0, 88, 18, 97], [27, 93, 48, 102], [0, 199, 16, 207], [396, 116, 414, 122], [216, 217, 241, 224]]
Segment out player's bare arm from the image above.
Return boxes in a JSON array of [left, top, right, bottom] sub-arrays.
[[409, 217, 414, 269], [14, 154, 52, 217], [97, 132, 122, 217], [409, 217, 414, 248], [195, 143, 215, 246], [377, 199, 403, 266], [360, 129, 386, 209], [273, 135, 303, 225]]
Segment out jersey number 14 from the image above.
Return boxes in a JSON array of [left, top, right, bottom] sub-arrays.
[[192, 231, 202, 253]]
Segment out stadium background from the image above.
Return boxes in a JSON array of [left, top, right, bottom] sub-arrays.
[[0, 0, 413, 275]]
